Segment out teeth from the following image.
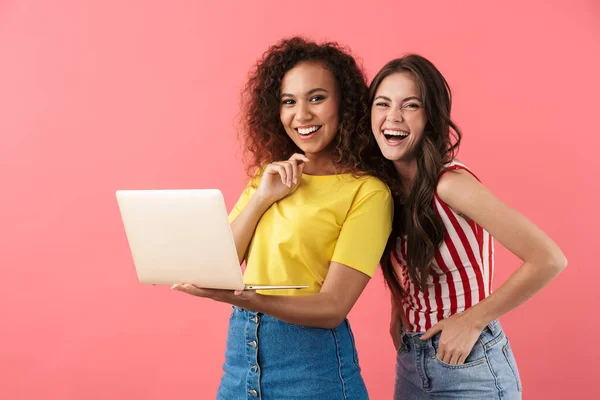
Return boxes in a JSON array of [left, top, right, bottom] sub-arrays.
[[383, 129, 409, 137], [298, 126, 320, 135]]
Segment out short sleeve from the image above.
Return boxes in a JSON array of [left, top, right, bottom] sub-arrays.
[[330, 186, 393, 277], [228, 173, 261, 223]]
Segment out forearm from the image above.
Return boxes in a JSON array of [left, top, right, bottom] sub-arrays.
[[238, 292, 348, 329], [230, 194, 273, 263], [464, 259, 566, 329]]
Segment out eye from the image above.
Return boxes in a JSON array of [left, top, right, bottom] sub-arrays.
[[282, 99, 296, 105], [375, 102, 389, 108], [403, 102, 420, 109], [309, 95, 325, 102]]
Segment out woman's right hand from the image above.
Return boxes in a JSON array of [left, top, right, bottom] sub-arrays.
[[255, 153, 310, 204]]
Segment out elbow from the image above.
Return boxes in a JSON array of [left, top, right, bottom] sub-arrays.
[[314, 294, 351, 329], [550, 251, 568, 273], [319, 308, 348, 329], [539, 246, 568, 275]]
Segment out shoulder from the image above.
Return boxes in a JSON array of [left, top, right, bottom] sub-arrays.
[[436, 164, 489, 215], [348, 175, 393, 211], [351, 174, 392, 195]]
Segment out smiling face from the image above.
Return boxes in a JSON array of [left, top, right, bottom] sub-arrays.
[[279, 61, 339, 157], [371, 72, 427, 165]]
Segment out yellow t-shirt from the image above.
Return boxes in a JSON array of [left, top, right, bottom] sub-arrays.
[[228, 173, 393, 296]]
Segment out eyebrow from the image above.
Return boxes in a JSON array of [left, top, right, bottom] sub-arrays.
[[374, 95, 423, 102], [281, 88, 329, 98]]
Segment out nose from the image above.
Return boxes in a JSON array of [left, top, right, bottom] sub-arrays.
[[295, 101, 313, 122], [386, 107, 403, 123]]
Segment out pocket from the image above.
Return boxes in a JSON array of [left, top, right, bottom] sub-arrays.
[[502, 339, 522, 392], [431, 333, 488, 369], [480, 321, 506, 350], [434, 354, 487, 369]]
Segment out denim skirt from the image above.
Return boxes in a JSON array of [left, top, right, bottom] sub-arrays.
[[394, 319, 522, 399], [216, 306, 368, 400]]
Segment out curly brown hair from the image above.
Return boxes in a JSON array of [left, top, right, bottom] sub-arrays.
[[239, 36, 375, 177]]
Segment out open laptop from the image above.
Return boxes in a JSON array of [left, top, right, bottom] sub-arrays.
[[115, 189, 309, 291]]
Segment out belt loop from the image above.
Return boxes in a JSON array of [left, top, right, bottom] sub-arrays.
[[487, 319, 500, 336]]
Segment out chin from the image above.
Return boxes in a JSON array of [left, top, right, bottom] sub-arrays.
[[380, 149, 400, 161]]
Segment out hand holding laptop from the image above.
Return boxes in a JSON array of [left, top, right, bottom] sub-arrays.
[[116, 188, 308, 291], [171, 283, 257, 303]]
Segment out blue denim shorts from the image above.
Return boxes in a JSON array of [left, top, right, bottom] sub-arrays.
[[395, 320, 522, 399], [217, 306, 368, 400]]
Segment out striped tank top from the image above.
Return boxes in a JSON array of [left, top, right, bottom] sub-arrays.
[[391, 161, 494, 332]]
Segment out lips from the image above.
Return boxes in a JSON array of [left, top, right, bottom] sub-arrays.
[[297, 125, 322, 135], [381, 128, 409, 144]]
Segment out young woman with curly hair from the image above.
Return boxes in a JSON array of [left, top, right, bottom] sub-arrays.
[[172, 37, 393, 399], [368, 55, 567, 399]]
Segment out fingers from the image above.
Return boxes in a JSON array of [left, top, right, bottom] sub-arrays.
[[274, 161, 294, 186], [436, 346, 466, 365], [171, 284, 223, 300], [264, 154, 309, 188], [234, 290, 253, 300], [420, 323, 442, 341], [268, 160, 299, 186], [437, 348, 447, 363], [289, 153, 310, 163], [449, 352, 461, 365], [287, 153, 309, 185], [171, 283, 206, 296], [265, 163, 289, 186]]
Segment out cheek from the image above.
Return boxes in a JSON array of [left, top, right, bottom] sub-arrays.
[[371, 111, 384, 130], [408, 113, 426, 133], [279, 110, 291, 127], [323, 106, 338, 125]]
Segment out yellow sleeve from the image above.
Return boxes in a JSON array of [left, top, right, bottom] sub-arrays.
[[228, 173, 261, 223], [330, 186, 393, 277]]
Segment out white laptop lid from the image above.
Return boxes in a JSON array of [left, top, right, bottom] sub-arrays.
[[116, 189, 245, 290]]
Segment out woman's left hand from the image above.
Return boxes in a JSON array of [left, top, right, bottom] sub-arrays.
[[171, 284, 257, 306], [420, 312, 483, 365]]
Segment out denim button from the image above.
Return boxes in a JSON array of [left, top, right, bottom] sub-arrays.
[[249, 389, 258, 397], [251, 365, 258, 372], [249, 341, 257, 348]]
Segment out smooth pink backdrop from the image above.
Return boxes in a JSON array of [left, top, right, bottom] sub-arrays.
[[1, 1, 598, 398]]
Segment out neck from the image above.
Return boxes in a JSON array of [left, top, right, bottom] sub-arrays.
[[302, 150, 337, 175], [393, 158, 418, 198]]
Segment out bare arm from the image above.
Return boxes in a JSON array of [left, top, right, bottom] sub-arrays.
[[174, 261, 370, 329], [230, 194, 272, 263], [421, 169, 567, 364], [244, 262, 371, 328], [230, 153, 310, 263], [174, 155, 388, 329], [437, 169, 567, 328]]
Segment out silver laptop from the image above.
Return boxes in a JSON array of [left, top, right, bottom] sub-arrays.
[[115, 189, 309, 291]]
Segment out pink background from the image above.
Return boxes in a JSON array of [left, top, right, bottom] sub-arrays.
[[1, 1, 598, 398]]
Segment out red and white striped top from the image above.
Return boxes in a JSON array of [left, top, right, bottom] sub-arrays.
[[391, 161, 494, 333]]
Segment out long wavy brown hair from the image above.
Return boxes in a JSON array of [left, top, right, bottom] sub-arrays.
[[368, 55, 462, 299], [239, 36, 378, 177]]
